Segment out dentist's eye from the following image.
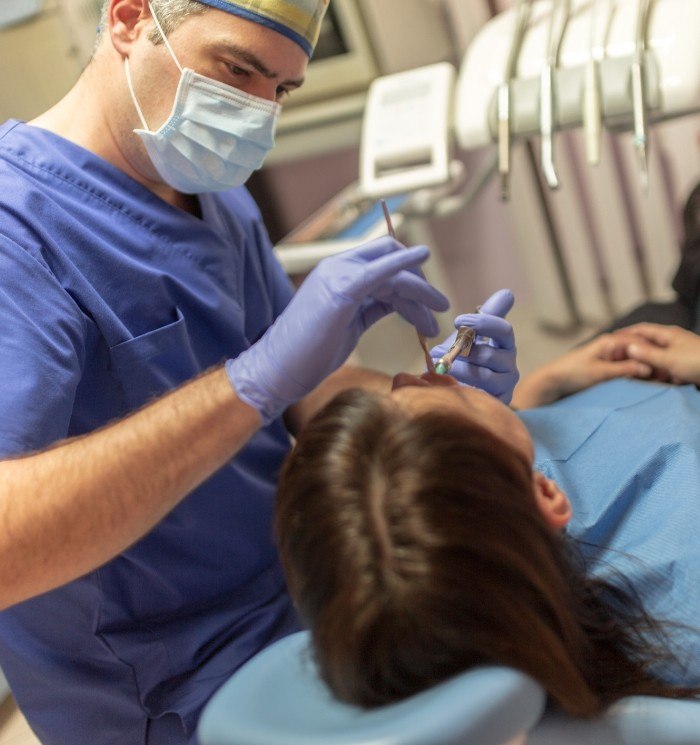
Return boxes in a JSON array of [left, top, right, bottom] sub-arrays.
[[228, 65, 250, 78], [276, 87, 292, 102]]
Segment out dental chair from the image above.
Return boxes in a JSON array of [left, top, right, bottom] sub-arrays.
[[196, 630, 700, 745], [197, 631, 544, 745]]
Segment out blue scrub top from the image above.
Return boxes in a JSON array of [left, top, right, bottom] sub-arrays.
[[519, 379, 700, 686], [0, 120, 301, 743]]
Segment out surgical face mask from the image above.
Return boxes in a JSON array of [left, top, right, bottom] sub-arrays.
[[124, 3, 281, 194]]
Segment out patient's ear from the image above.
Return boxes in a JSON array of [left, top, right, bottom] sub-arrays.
[[532, 471, 572, 530]]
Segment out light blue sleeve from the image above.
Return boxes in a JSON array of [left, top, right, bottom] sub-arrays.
[[0, 235, 87, 456], [519, 380, 700, 686]]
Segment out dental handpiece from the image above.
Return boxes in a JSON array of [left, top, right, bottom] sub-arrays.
[[498, 0, 533, 201], [583, 0, 605, 166], [435, 325, 477, 375], [540, 0, 571, 190], [632, 0, 652, 192]]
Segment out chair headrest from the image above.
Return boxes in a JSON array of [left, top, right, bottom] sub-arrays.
[[198, 631, 546, 745]]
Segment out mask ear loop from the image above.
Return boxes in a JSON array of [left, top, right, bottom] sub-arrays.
[[147, 1, 184, 74], [124, 56, 151, 131], [125, 2, 185, 132]]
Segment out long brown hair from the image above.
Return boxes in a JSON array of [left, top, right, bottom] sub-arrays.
[[275, 388, 698, 716]]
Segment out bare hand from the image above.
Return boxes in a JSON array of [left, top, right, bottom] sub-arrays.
[[623, 323, 700, 385], [512, 332, 652, 409]]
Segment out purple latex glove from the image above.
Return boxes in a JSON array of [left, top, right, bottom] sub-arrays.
[[429, 289, 518, 403], [227, 237, 449, 423]]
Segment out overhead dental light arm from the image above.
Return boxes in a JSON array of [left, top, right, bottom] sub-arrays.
[[456, 0, 700, 171], [354, 0, 699, 216]]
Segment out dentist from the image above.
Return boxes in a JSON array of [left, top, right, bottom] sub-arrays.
[[0, 2, 516, 743]]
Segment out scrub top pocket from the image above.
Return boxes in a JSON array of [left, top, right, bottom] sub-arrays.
[[108, 307, 200, 410]]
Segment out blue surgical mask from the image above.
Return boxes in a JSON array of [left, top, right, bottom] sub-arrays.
[[124, 2, 281, 194]]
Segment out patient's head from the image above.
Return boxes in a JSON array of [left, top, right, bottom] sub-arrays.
[[276, 380, 691, 717], [390, 370, 535, 460], [275, 383, 588, 710]]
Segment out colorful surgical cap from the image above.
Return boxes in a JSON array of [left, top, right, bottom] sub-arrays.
[[194, 0, 329, 57]]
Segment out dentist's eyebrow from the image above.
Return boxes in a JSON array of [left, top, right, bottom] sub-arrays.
[[213, 43, 305, 88]]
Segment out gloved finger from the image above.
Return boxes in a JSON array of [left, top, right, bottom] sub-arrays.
[[358, 296, 439, 337], [478, 289, 515, 318], [357, 299, 393, 331], [429, 332, 457, 357], [340, 245, 431, 298], [344, 236, 407, 261], [375, 270, 450, 312], [391, 296, 440, 337], [405, 262, 428, 282], [357, 238, 431, 287], [362, 244, 432, 285], [460, 365, 518, 401], [453, 313, 515, 350], [452, 346, 516, 374]]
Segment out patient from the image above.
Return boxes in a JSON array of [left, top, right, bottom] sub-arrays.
[[275, 324, 700, 718]]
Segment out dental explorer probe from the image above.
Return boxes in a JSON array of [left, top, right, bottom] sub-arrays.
[[497, 0, 533, 201], [631, 0, 652, 192], [380, 199, 436, 374], [540, 0, 571, 190]]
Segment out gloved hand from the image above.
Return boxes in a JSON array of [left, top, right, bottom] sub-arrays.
[[227, 237, 449, 424], [429, 288, 519, 403]]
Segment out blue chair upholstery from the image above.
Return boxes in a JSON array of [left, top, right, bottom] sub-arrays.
[[530, 697, 700, 745], [198, 631, 700, 745], [198, 631, 546, 745]]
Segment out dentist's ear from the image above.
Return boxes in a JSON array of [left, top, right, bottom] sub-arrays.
[[532, 471, 572, 530], [109, 0, 151, 52]]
